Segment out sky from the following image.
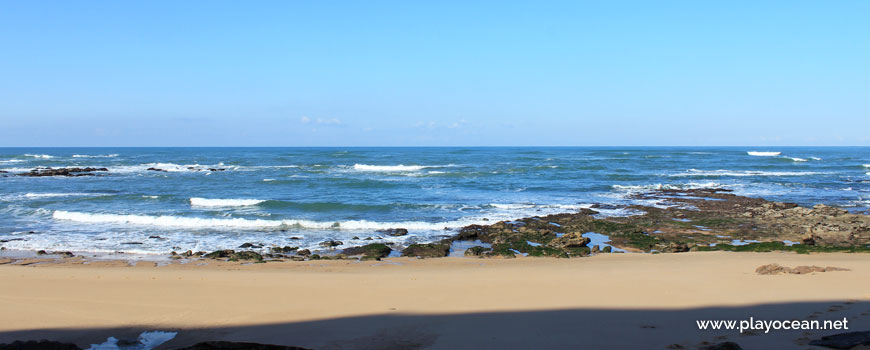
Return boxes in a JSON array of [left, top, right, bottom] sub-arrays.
[[0, 1, 868, 147]]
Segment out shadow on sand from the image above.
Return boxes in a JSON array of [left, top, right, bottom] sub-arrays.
[[1, 301, 867, 349]]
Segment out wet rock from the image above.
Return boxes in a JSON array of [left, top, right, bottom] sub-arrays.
[[318, 240, 342, 248], [464, 246, 488, 257], [208, 168, 226, 172], [377, 228, 408, 237], [701, 342, 743, 350], [296, 249, 311, 257], [809, 331, 870, 349], [0, 340, 82, 350], [174, 341, 311, 350], [146, 167, 168, 172], [228, 251, 263, 262], [591, 245, 600, 253], [270, 246, 298, 254], [602, 246, 612, 253], [122, 242, 143, 245], [341, 243, 391, 260], [238, 242, 262, 249], [36, 250, 47, 255], [148, 235, 163, 239], [309, 254, 321, 260], [18, 167, 108, 177], [203, 250, 234, 259], [402, 242, 450, 258]]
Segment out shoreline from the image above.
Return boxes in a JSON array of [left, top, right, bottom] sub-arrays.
[[1, 251, 868, 349]]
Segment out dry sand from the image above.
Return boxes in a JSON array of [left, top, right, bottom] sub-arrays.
[[0, 251, 868, 349]]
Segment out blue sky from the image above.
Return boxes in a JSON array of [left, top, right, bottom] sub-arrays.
[[0, 1, 867, 146]]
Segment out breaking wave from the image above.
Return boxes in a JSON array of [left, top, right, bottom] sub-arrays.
[[747, 151, 781, 156], [51, 210, 476, 231], [352, 164, 431, 172]]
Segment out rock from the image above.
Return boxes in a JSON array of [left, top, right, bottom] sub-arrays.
[[790, 265, 826, 274], [270, 246, 298, 254], [309, 254, 321, 260], [122, 242, 143, 245], [207, 168, 226, 172], [318, 240, 342, 248], [18, 167, 108, 177], [203, 250, 234, 259], [228, 251, 263, 262], [548, 232, 590, 249], [755, 263, 790, 275], [175, 341, 310, 350], [36, 250, 47, 255], [464, 246, 488, 256], [701, 342, 743, 350], [663, 242, 690, 253], [602, 246, 612, 253], [238, 242, 262, 249], [377, 228, 408, 237], [341, 243, 391, 260], [591, 245, 600, 253], [296, 249, 311, 257], [148, 235, 162, 239], [402, 243, 450, 258], [809, 331, 870, 349], [146, 167, 168, 172], [0, 340, 82, 350]]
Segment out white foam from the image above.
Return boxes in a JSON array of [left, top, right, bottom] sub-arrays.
[[810, 157, 822, 161], [190, 198, 266, 207], [72, 154, 118, 158], [670, 169, 824, 177], [142, 195, 160, 199], [785, 157, 807, 162], [353, 164, 429, 172], [611, 182, 726, 191], [863, 164, 870, 168], [86, 331, 176, 350], [0, 159, 24, 164], [23, 154, 55, 159], [747, 151, 781, 156], [52, 210, 487, 231], [263, 178, 276, 182]]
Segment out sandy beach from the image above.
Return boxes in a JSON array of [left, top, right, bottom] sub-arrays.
[[1, 251, 868, 349]]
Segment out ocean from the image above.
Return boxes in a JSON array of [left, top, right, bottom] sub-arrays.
[[1, 147, 868, 257]]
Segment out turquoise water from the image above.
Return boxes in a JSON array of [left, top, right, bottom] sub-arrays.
[[1, 147, 867, 256]]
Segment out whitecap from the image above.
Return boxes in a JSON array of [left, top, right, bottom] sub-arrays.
[[52, 210, 480, 231], [190, 198, 266, 207], [747, 151, 781, 156], [23, 154, 55, 159], [784, 156, 807, 162], [72, 154, 118, 158], [353, 164, 429, 172]]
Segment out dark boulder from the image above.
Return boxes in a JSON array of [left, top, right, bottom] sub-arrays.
[[402, 243, 450, 258], [342, 243, 391, 260], [238, 243, 262, 249], [228, 251, 263, 262], [296, 249, 311, 257], [175, 341, 310, 350], [270, 246, 298, 254], [203, 250, 234, 259], [377, 228, 408, 237], [0, 340, 81, 350], [809, 331, 870, 349], [318, 240, 342, 248], [146, 167, 168, 172], [18, 167, 108, 177], [601, 246, 612, 253]]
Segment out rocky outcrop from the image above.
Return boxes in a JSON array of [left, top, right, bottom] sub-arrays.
[[755, 264, 850, 275], [318, 240, 342, 248], [18, 167, 108, 177], [342, 243, 392, 260], [203, 250, 263, 262], [377, 228, 408, 237], [548, 232, 591, 249], [402, 242, 450, 258]]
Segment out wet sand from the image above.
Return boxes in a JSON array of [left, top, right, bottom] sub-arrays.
[[0, 251, 868, 349]]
